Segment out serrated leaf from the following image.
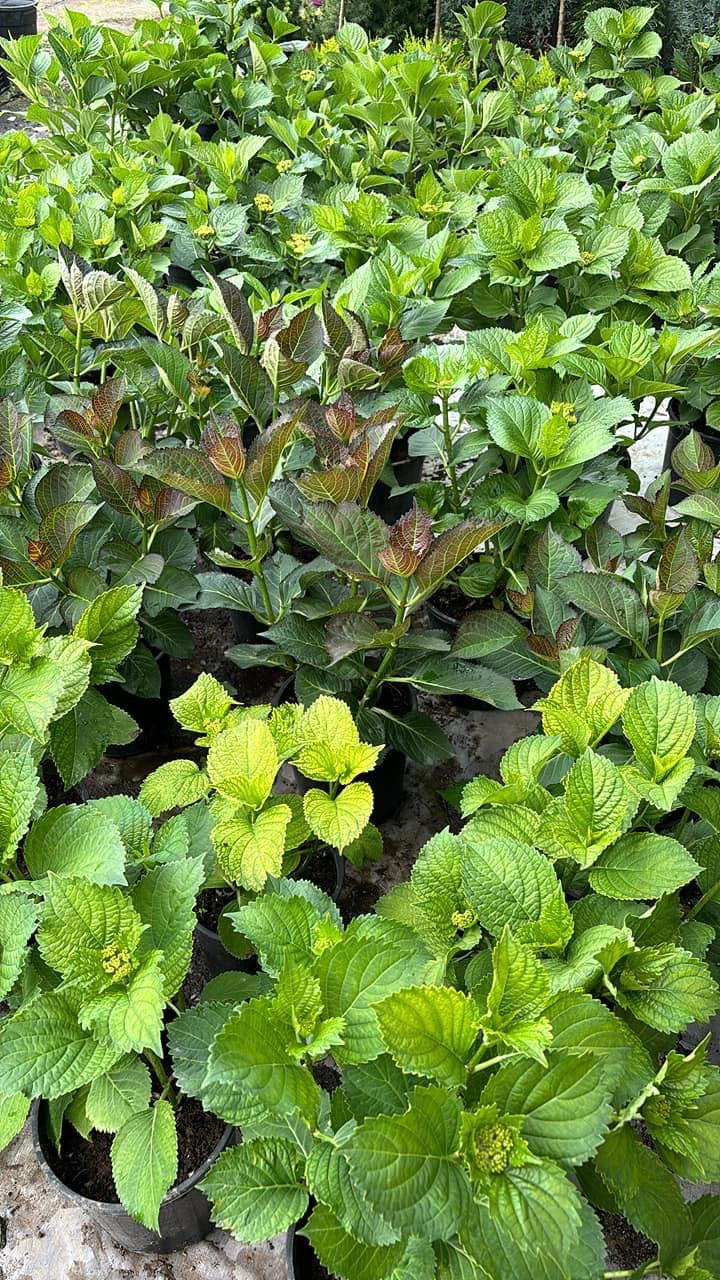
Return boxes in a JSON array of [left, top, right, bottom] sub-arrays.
[[0, 892, 38, 1000], [481, 1052, 613, 1167], [622, 677, 696, 781], [304, 1203, 405, 1280], [376, 986, 480, 1087], [557, 572, 648, 647], [303, 783, 373, 852], [139, 760, 210, 817], [132, 857, 205, 997], [202, 1138, 307, 1241], [213, 802, 291, 891], [74, 585, 143, 683], [535, 656, 629, 755], [0, 743, 39, 865], [85, 1057, 152, 1132], [81, 953, 166, 1056], [616, 944, 719, 1032], [111, 1100, 177, 1232], [206, 718, 278, 807], [0, 990, 122, 1098], [461, 835, 562, 936], [589, 833, 700, 899], [25, 806, 127, 885]]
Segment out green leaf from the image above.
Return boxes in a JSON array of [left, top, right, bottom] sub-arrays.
[[50, 688, 138, 788], [0, 659, 62, 741], [213, 802, 291, 890], [413, 520, 502, 594], [85, 1057, 152, 1132], [0, 989, 122, 1098], [111, 1100, 177, 1233], [537, 750, 637, 868], [304, 1204, 404, 1280], [270, 487, 389, 582], [317, 917, 435, 1065], [546, 991, 654, 1108], [303, 783, 373, 852], [589, 833, 701, 899], [74, 586, 143, 683], [217, 342, 274, 428], [616, 944, 719, 1032], [486, 396, 551, 461], [481, 928, 552, 1063], [0, 586, 38, 664], [622, 677, 695, 781], [139, 760, 210, 817], [169, 673, 234, 735], [594, 1125, 691, 1266], [294, 696, 381, 784], [81, 954, 166, 1056], [343, 1086, 471, 1240], [201, 1138, 308, 1241], [536, 656, 629, 755], [0, 892, 38, 1000], [142, 446, 229, 511], [481, 1052, 613, 1167], [208, 999, 321, 1125], [0, 743, 39, 865], [25, 805, 127, 885], [207, 718, 278, 806], [0, 1093, 30, 1151], [557, 572, 648, 648], [464, 1162, 586, 1280], [37, 875, 143, 984], [376, 986, 480, 1087], [461, 835, 562, 937], [132, 857, 205, 997]]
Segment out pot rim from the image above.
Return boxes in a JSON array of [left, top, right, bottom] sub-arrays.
[[32, 1099, 234, 1215]]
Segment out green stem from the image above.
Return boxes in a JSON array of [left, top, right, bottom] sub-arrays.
[[73, 315, 83, 391], [144, 1050, 178, 1106], [686, 874, 720, 921], [237, 485, 275, 623], [655, 615, 665, 664], [358, 580, 410, 713], [440, 392, 462, 511]]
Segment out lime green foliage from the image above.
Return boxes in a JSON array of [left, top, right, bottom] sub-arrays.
[[140, 675, 382, 889], [0, 782, 209, 1232]]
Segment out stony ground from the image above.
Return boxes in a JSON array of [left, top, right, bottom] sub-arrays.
[[0, 23, 716, 1272]]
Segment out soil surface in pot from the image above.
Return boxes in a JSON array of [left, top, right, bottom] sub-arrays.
[[196, 886, 236, 934], [46, 1095, 225, 1204], [430, 584, 476, 625]]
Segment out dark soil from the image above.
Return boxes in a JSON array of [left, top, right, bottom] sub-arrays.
[[41, 761, 85, 808], [171, 608, 284, 707], [48, 1095, 226, 1204], [300, 850, 340, 898], [181, 937, 214, 1006], [311, 1060, 341, 1093], [597, 1210, 656, 1270], [195, 887, 236, 933], [429, 585, 476, 625]]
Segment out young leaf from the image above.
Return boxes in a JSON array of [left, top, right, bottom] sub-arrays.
[[201, 1139, 308, 1241], [303, 783, 373, 852], [375, 986, 480, 1087]]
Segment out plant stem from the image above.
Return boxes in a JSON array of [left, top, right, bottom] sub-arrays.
[[73, 316, 83, 391], [237, 485, 275, 623], [686, 874, 720, 921], [440, 392, 462, 511], [655, 615, 665, 664], [358, 579, 410, 713], [144, 1050, 178, 1106]]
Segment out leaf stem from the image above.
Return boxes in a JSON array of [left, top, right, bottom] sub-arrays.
[[440, 392, 462, 512], [358, 579, 410, 713], [686, 874, 720, 921]]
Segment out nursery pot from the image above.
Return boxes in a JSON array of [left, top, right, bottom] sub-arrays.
[[663, 399, 719, 491], [101, 652, 172, 757], [32, 1100, 235, 1255], [195, 849, 345, 978], [287, 1218, 334, 1279], [0, 0, 35, 87], [275, 676, 416, 823]]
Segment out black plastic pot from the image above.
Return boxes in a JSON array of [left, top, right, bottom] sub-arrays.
[[287, 1219, 332, 1278], [663, 400, 719, 486], [231, 608, 264, 645], [195, 849, 345, 977], [0, 0, 36, 87], [275, 676, 415, 823], [101, 653, 172, 757], [32, 1100, 235, 1255], [368, 451, 423, 525]]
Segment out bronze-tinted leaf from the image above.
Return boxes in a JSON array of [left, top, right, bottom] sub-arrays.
[[277, 306, 324, 366], [658, 529, 699, 594], [672, 429, 715, 479], [556, 618, 580, 650], [202, 418, 246, 480], [27, 539, 54, 571], [508, 588, 534, 615], [142, 447, 230, 511], [89, 378, 125, 434], [244, 413, 302, 503], [377, 326, 413, 372], [389, 501, 432, 557], [210, 277, 254, 354], [92, 458, 140, 517], [325, 392, 356, 443], [413, 520, 505, 593], [257, 303, 284, 341], [321, 299, 351, 357], [378, 543, 422, 577], [114, 430, 145, 468], [0, 399, 32, 482], [527, 633, 557, 658]]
